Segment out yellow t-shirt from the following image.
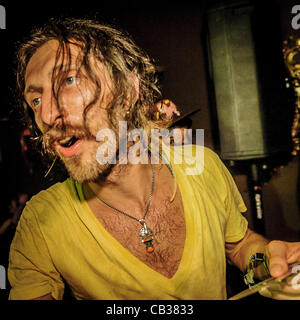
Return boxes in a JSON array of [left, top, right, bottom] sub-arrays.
[[8, 146, 248, 300]]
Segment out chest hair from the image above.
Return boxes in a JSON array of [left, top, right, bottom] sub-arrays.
[[86, 165, 186, 279]]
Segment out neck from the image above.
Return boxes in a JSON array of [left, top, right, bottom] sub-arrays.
[[86, 163, 154, 208]]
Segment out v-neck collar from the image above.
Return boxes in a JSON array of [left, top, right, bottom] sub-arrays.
[[71, 163, 196, 291]]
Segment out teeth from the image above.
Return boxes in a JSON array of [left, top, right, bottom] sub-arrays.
[[59, 137, 72, 144]]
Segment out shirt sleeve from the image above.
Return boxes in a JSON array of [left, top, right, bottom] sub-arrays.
[[214, 153, 248, 243], [8, 204, 64, 300]]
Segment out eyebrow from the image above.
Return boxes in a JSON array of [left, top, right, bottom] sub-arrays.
[[24, 84, 43, 96]]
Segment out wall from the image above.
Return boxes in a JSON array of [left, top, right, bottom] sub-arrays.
[[114, 1, 300, 241]]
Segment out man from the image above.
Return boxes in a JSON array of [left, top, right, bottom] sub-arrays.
[[8, 18, 300, 300]]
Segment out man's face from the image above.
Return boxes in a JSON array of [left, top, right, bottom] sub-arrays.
[[24, 40, 115, 183]]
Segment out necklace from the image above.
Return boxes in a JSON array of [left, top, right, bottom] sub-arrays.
[[92, 165, 155, 253]]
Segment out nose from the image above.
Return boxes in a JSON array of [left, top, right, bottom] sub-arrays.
[[40, 88, 64, 128]]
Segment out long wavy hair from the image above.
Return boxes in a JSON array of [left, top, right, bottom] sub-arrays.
[[16, 18, 172, 159]]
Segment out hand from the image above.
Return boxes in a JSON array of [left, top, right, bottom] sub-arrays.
[[259, 240, 300, 299]]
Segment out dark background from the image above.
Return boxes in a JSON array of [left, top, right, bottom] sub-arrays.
[[0, 0, 299, 300]]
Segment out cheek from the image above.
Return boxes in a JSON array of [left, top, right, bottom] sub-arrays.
[[33, 111, 47, 134], [60, 89, 85, 114], [83, 87, 113, 135], [84, 106, 110, 136], [59, 84, 94, 123]]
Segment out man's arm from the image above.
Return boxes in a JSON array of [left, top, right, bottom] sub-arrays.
[[226, 227, 300, 278], [225, 228, 270, 280], [226, 227, 300, 299]]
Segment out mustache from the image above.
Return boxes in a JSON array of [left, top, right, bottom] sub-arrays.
[[41, 125, 94, 154]]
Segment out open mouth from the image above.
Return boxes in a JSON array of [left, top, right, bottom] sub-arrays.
[[56, 135, 83, 158], [58, 136, 80, 148]]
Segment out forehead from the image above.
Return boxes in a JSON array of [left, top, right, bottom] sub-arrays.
[[25, 40, 82, 84]]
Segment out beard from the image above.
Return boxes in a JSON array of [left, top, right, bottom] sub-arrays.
[[42, 124, 117, 184], [62, 142, 116, 184]]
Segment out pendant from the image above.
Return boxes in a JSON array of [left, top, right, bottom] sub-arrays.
[[138, 219, 154, 253]]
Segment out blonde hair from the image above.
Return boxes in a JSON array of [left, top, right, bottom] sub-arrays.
[[16, 17, 172, 142]]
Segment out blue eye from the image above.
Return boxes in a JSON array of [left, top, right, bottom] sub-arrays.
[[32, 97, 41, 107], [65, 76, 78, 86]]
